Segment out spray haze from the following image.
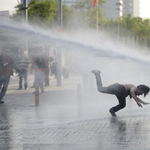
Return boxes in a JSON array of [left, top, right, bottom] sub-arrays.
[[0, 21, 150, 83], [0, 20, 150, 118]]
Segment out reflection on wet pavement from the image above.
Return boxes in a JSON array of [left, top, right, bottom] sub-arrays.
[[1, 90, 150, 150], [0, 73, 150, 150]]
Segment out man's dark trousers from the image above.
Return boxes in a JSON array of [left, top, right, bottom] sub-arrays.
[[0, 75, 10, 101], [19, 70, 28, 89]]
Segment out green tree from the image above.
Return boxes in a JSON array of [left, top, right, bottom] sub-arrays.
[[103, 14, 150, 48], [70, 0, 105, 28], [11, 0, 73, 28], [28, 0, 57, 27], [11, 0, 105, 29], [10, 0, 150, 48]]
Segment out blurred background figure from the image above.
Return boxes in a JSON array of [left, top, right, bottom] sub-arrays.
[[0, 48, 19, 103], [48, 51, 53, 76], [51, 49, 57, 79], [32, 46, 47, 93], [17, 51, 30, 90], [43, 46, 49, 86], [15, 49, 21, 77]]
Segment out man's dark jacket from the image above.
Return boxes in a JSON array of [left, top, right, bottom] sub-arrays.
[[0, 55, 19, 76]]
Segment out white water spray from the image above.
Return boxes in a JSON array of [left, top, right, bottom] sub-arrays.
[[1, 21, 150, 113], [0, 22, 150, 63]]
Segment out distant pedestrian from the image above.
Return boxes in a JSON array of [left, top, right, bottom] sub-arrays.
[[92, 70, 150, 117], [15, 49, 21, 76], [48, 51, 53, 76], [51, 49, 57, 79], [43, 47, 50, 86], [0, 48, 20, 103], [17, 51, 30, 90], [32, 47, 47, 93]]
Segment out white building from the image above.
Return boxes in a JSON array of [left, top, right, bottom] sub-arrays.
[[102, 0, 140, 20], [0, 11, 9, 21], [122, 0, 140, 17]]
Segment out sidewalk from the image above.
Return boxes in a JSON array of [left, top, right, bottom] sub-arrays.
[[1, 74, 150, 150]]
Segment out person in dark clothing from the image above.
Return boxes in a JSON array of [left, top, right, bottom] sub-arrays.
[[32, 47, 47, 93], [43, 48, 50, 86], [0, 48, 19, 103], [92, 70, 150, 117], [45, 51, 53, 86]]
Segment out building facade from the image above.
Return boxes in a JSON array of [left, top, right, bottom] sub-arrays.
[[0, 11, 9, 22], [122, 0, 140, 17], [102, 0, 140, 20], [102, 0, 123, 20]]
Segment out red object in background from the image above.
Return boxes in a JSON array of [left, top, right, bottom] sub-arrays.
[[93, 0, 97, 6]]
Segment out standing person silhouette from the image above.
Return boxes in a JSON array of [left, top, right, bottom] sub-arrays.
[[0, 48, 19, 103], [15, 49, 20, 76], [92, 70, 150, 117], [17, 51, 30, 90], [32, 47, 47, 93], [51, 49, 57, 79]]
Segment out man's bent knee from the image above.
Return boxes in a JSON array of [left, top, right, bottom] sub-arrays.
[[98, 88, 107, 93], [120, 104, 126, 109]]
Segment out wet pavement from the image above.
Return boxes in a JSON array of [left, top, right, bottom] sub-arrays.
[[1, 74, 150, 150]]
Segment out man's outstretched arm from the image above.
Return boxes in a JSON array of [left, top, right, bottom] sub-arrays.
[[130, 88, 143, 107], [136, 97, 149, 105]]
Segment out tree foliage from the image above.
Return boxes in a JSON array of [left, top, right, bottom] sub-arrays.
[[69, 0, 105, 28], [11, 0, 105, 28], [10, 0, 150, 47], [28, 0, 57, 26], [103, 14, 150, 46], [11, 0, 71, 28]]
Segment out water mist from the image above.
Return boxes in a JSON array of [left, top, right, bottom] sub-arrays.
[[0, 21, 150, 119]]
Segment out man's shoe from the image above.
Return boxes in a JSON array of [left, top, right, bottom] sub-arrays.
[[0, 101, 4, 104], [109, 108, 117, 117], [92, 70, 101, 74], [17, 88, 22, 90], [41, 91, 44, 94], [25, 88, 28, 90]]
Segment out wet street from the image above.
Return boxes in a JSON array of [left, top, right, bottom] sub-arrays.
[[1, 74, 150, 150]]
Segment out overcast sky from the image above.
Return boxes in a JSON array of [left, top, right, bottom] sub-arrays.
[[0, 0, 19, 14], [140, 0, 150, 19]]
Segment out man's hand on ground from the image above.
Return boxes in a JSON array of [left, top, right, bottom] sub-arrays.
[[137, 102, 142, 107]]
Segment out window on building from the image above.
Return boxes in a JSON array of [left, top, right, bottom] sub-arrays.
[[129, 2, 133, 6], [129, 8, 133, 12]]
